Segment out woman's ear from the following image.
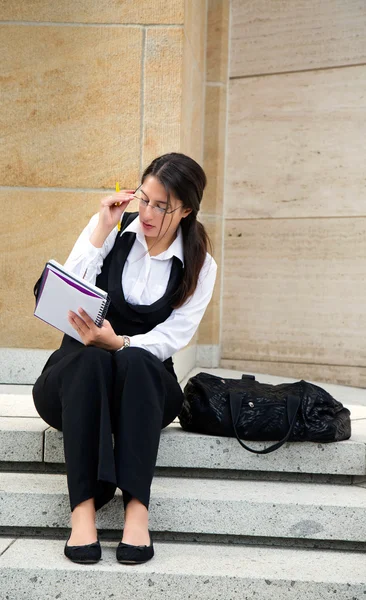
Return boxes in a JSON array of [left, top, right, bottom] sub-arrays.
[[182, 207, 192, 218]]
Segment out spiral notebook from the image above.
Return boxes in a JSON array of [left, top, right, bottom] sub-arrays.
[[34, 259, 111, 343]]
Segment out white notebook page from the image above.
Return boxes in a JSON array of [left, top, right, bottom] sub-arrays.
[[34, 269, 106, 343]]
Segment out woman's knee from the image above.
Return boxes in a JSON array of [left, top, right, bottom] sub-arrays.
[[32, 369, 62, 429]]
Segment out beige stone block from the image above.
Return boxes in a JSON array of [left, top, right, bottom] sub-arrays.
[[187, 333, 198, 349], [180, 34, 194, 155], [181, 35, 204, 162], [231, 0, 366, 77], [0, 1, 184, 24], [227, 66, 366, 219], [206, 0, 229, 83], [184, 0, 206, 76], [197, 215, 222, 345], [220, 359, 366, 390], [180, 28, 205, 164], [222, 217, 366, 368], [142, 28, 184, 170], [189, 60, 205, 164], [0, 189, 110, 349], [0, 25, 142, 188], [201, 84, 227, 214]]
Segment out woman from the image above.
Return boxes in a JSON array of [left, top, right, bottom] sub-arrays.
[[32, 152, 217, 565]]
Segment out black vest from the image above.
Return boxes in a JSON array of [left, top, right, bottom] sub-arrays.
[[42, 212, 184, 379]]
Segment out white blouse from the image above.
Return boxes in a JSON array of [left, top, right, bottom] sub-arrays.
[[64, 212, 217, 361]]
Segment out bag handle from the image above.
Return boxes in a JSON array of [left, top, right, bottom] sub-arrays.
[[229, 392, 301, 455]]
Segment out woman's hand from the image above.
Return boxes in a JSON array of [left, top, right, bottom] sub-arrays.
[[98, 189, 135, 232], [68, 308, 123, 351], [89, 189, 135, 248]]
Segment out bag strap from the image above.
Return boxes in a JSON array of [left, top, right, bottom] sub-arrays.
[[229, 392, 301, 454]]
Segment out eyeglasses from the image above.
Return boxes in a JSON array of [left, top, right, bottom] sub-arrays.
[[133, 186, 183, 215]]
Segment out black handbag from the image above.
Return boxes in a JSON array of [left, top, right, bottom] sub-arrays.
[[178, 372, 351, 454]]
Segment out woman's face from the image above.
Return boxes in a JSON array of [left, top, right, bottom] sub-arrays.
[[137, 175, 191, 241]]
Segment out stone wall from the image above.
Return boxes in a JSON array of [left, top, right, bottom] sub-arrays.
[[0, 1, 208, 371], [222, 0, 366, 387], [197, 0, 229, 367]]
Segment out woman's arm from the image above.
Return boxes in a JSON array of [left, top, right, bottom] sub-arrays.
[[64, 213, 117, 284], [118, 254, 218, 361], [64, 189, 134, 283]]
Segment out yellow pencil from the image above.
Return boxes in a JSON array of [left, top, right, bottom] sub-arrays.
[[115, 182, 122, 231]]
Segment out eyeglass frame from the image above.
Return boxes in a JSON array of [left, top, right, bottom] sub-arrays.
[[133, 184, 183, 215]]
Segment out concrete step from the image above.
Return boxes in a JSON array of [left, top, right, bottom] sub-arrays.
[[1, 406, 366, 476], [1, 472, 366, 544], [0, 418, 47, 462], [0, 537, 365, 600], [44, 420, 366, 477]]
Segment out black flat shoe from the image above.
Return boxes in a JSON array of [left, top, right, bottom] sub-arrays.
[[116, 531, 154, 565], [64, 536, 101, 564]]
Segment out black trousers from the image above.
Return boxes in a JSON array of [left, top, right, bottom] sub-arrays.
[[32, 346, 184, 512]]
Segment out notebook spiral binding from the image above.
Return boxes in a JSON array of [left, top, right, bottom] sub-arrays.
[[95, 295, 111, 327]]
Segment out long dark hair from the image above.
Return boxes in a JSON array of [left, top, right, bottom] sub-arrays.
[[141, 152, 212, 308]]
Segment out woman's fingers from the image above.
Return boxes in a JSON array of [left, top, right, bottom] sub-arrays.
[[97, 189, 136, 231], [68, 310, 89, 334], [77, 308, 95, 328], [101, 191, 135, 208], [68, 310, 118, 350]]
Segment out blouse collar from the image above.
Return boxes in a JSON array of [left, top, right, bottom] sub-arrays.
[[120, 214, 185, 266]]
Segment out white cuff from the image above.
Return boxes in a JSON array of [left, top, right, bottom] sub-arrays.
[[85, 238, 104, 262]]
